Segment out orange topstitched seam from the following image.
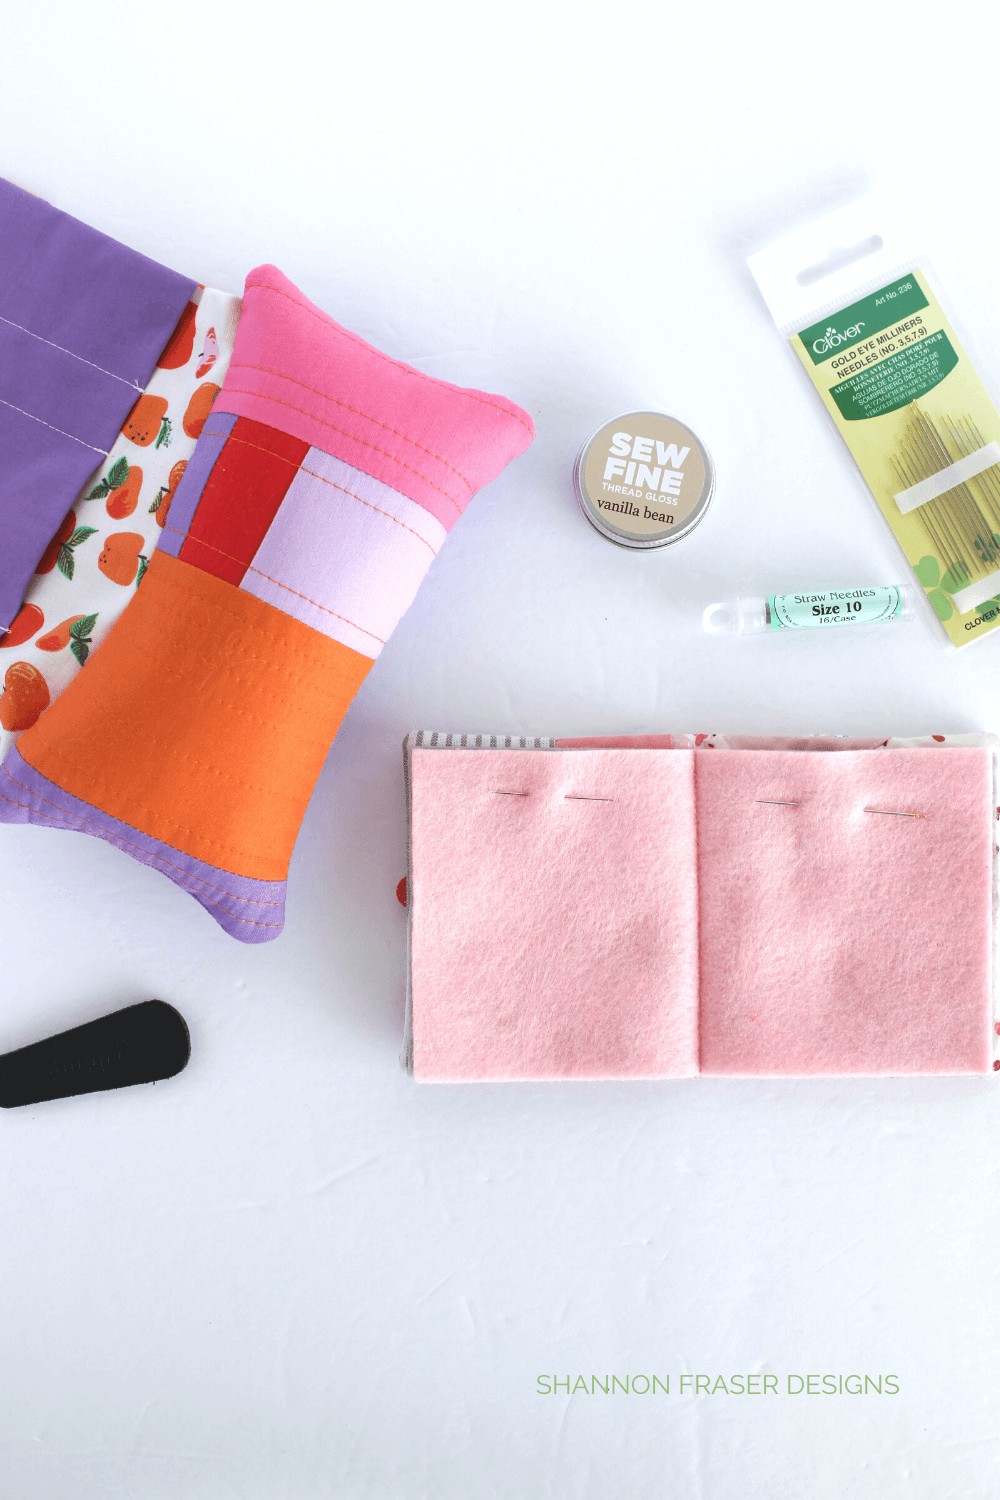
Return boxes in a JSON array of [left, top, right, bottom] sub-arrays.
[[45, 576, 358, 702], [116, 631, 354, 698], [0, 784, 282, 928], [36, 672, 352, 745], [101, 735, 331, 791], [199, 429, 440, 555], [0, 768, 284, 918], [221, 384, 465, 514], [138, 562, 367, 681], [17, 673, 359, 860], [242, 279, 535, 437], [168, 526, 388, 646], [14, 555, 370, 873], [11, 755, 301, 869], [228, 361, 477, 492]]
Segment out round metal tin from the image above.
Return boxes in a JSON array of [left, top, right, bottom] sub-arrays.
[[573, 410, 715, 549]]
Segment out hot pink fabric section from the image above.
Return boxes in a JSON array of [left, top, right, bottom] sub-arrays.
[[408, 748, 700, 1082], [217, 265, 535, 529], [696, 748, 994, 1075]]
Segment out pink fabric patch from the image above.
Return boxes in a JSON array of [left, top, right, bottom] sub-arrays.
[[242, 447, 446, 657], [696, 748, 994, 1076], [408, 748, 701, 1082], [407, 740, 996, 1079], [219, 265, 535, 529]]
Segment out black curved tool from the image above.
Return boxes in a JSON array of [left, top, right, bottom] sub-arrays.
[[0, 999, 191, 1107]]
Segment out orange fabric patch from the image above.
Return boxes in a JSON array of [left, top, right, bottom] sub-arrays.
[[16, 551, 374, 880]]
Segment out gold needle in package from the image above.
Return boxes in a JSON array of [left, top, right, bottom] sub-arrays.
[[749, 199, 1000, 649]]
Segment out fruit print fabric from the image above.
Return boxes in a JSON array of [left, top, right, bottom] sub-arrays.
[[3, 265, 535, 942], [0, 285, 241, 754], [0, 663, 49, 734], [0, 177, 196, 637]]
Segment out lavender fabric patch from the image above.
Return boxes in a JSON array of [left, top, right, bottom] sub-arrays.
[[242, 446, 446, 656], [157, 410, 238, 557]]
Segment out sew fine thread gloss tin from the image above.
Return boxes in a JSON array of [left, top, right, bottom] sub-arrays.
[[573, 410, 715, 549]]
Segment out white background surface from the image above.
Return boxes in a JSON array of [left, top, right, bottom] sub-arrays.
[[2, 3, 1000, 1496]]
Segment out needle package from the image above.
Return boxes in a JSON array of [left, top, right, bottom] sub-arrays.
[[749, 200, 1000, 649], [703, 584, 913, 636]]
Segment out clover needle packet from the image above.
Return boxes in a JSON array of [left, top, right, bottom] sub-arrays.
[[748, 199, 1000, 649]]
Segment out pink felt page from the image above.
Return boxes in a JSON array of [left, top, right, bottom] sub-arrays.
[[408, 748, 700, 1081], [696, 748, 994, 1075]]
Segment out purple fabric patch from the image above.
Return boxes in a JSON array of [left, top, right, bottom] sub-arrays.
[[0, 180, 195, 384], [0, 320, 126, 448], [0, 746, 286, 943], [0, 177, 196, 631], [157, 409, 238, 558]]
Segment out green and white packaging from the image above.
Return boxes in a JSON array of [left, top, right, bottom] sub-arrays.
[[749, 199, 1000, 649]]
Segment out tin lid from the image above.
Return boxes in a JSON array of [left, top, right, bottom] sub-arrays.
[[574, 410, 714, 549]]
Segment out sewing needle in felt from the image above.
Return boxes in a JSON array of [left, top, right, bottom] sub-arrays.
[[864, 807, 928, 819]]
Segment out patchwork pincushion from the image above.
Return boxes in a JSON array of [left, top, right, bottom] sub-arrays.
[[0, 264, 535, 940]]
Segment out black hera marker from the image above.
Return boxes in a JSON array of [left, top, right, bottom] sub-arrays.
[[0, 999, 191, 1107]]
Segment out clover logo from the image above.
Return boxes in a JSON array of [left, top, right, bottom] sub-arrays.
[[915, 556, 968, 621], [916, 554, 1000, 622]]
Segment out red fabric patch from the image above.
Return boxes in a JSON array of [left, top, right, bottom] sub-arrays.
[[179, 416, 308, 584]]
